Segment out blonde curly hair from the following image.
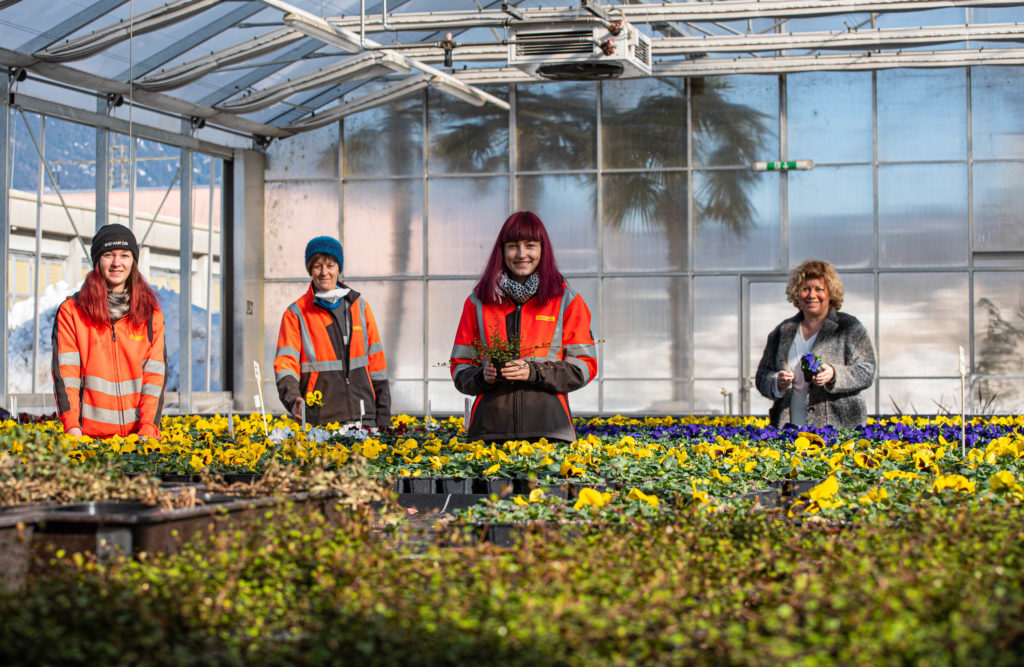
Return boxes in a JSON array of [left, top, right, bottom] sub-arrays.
[[785, 260, 844, 311]]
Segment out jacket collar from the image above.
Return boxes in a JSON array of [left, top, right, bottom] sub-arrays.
[[777, 308, 838, 369], [305, 281, 359, 305]]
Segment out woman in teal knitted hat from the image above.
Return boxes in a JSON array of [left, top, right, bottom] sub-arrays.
[[272, 236, 391, 428]]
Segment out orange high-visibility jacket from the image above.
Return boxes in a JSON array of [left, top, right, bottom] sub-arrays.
[[274, 284, 390, 427], [51, 296, 167, 439], [450, 285, 597, 442]]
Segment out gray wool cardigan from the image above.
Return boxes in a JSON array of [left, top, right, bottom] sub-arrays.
[[754, 308, 876, 430]]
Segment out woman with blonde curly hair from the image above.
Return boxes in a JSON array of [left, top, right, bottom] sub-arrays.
[[755, 260, 876, 429]]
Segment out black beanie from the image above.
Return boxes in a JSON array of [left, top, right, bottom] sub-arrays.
[[90, 224, 140, 266]]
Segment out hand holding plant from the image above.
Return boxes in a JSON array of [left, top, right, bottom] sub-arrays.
[[801, 353, 823, 382]]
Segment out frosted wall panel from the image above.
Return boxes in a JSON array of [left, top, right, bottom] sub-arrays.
[[601, 77, 686, 169], [972, 162, 1024, 251], [427, 279, 477, 380], [265, 124, 338, 180], [516, 174, 598, 273], [602, 277, 690, 379], [693, 276, 739, 379], [342, 96, 423, 177], [342, 179, 424, 276], [878, 164, 967, 267], [357, 280, 424, 380], [973, 272, 1024, 411], [692, 75, 778, 168], [971, 66, 1024, 160], [877, 379, 963, 416], [878, 69, 966, 162], [427, 87, 509, 174], [694, 171, 780, 271], [787, 71, 873, 165], [602, 172, 687, 272], [426, 177, 510, 276], [516, 82, 596, 172], [788, 166, 874, 268], [603, 380, 691, 414], [878, 272, 969, 377], [264, 181, 340, 279]]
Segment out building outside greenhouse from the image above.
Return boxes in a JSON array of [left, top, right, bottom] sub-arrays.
[[1, 0, 1023, 419]]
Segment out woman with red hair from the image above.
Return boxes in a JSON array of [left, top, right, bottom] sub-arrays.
[[52, 224, 166, 439], [450, 211, 597, 442]]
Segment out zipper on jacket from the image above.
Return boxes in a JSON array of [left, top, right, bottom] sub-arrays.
[[111, 322, 126, 435]]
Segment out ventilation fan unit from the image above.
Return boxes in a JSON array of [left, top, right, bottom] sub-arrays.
[[509, 22, 652, 80]]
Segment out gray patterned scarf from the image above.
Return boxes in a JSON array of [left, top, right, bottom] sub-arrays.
[[107, 289, 130, 323], [499, 272, 539, 304]]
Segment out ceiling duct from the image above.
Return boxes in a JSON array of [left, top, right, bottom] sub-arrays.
[[509, 21, 651, 80]]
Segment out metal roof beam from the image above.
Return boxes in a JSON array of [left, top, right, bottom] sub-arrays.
[[116, 1, 267, 81], [17, 0, 127, 54], [0, 47, 291, 138], [34, 0, 221, 62]]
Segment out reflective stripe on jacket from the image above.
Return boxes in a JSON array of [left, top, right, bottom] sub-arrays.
[[51, 296, 167, 439], [274, 284, 391, 427], [450, 285, 597, 442]]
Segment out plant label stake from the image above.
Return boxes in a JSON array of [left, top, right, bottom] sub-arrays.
[[464, 397, 470, 432], [359, 400, 365, 429], [958, 345, 967, 458], [227, 410, 235, 441], [426, 399, 433, 430], [253, 361, 269, 437], [10, 396, 17, 424]]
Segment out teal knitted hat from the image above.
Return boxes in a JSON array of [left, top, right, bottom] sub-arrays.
[[304, 236, 343, 273]]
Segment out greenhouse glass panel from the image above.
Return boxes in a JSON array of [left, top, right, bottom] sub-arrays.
[[693, 170, 780, 271], [265, 180, 341, 279], [427, 279, 477, 380], [516, 174, 598, 273], [601, 77, 686, 170], [603, 380, 691, 414], [601, 172, 687, 272], [878, 272, 969, 378], [516, 82, 597, 172], [692, 75, 778, 168], [427, 87, 509, 175], [343, 95, 423, 177], [602, 276, 689, 380], [973, 272, 1024, 412], [265, 125, 339, 181], [426, 177, 509, 276], [358, 280, 425, 381], [877, 69, 967, 162], [972, 162, 1024, 252], [971, 66, 1024, 161], [787, 71, 873, 165], [878, 163, 967, 267], [876, 379, 964, 416], [788, 166, 874, 268], [342, 179, 424, 277], [694, 380, 739, 416], [693, 276, 738, 379]]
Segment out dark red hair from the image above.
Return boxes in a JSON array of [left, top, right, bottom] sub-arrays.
[[76, 261, 161, 327], [473, 211, 566, 305]]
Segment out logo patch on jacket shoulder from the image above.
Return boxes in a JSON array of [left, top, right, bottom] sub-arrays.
[[535, 315, 557, 322], [353, 325, 363, 331], [129, 333, 146, 341]]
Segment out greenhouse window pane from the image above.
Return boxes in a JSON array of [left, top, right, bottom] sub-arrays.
[[516, 174, 598, 273], [427, 86, 509, 174], [603, 380, 691, 414], [693, 276, 738, 379], [788, 166, 873, 268], [516, 82, 597, 172], [692, 75, 778, 168], [601, 77, 686, 170], [265, 125, 339, 181], [972, 162, 1024, 251], [876, 379, 963, 416], [971, 66, 1024, 160], [878, 272, 968, 378], [342, 179, 424, 277], [693, 170, 780, 271], [973, 272, 1024, 411], [602, 172, 687, 272], [265, 180, 341, 279], [787, 71, 872, 165], [693, 380, 738, 416], [602, 276, 689, 380], [878, 69, 966, 162], [343, 95, 423, 177], [426, 177, 509, 276], [357, 280, 425, 381], [878, 164, 967, 267], [427, 279, 477, 380]]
